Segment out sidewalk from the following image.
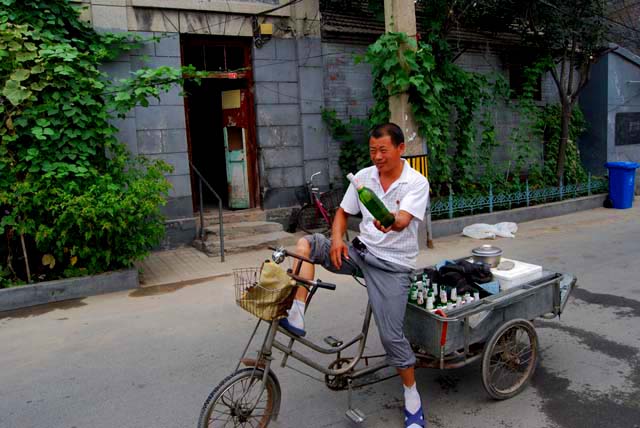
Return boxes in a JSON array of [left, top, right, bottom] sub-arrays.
[[137, 204, 640, 288], [136, 245, 278, 287]]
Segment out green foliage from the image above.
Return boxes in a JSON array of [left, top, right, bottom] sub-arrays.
[[533, 104, 588, 185], [325, 30, 588, 197], [321, 109, 371, 179], [465, 0, 608, 180], [360, 32, 521, 195], [0, 0, 199, 286]]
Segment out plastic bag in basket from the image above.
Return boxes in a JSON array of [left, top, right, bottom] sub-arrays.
[[240, 260, 296, 320]]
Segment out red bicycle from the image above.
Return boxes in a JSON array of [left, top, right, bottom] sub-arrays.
[[296, 171, 344, 237]]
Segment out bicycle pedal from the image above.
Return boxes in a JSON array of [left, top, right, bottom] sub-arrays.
[[323, 335, 344, 347], [345, 408, 366, 424]]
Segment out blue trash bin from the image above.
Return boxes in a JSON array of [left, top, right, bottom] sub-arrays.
[[604, 161, 640, 209]]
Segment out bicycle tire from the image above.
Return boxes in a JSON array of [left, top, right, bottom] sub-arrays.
[[198, 368, 281, 428], [297, 203, 331, 236]]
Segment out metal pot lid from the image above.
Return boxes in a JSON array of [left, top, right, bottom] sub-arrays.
[[471, 244, 503, 256]]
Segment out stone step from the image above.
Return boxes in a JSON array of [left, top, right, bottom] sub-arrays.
[[204, 221, 283, 239], [193, 231, 300, 257], [198, 208, 266, 225]]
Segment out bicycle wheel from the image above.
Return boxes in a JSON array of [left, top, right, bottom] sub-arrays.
[[297, 204, 331, 236], [198, 368, 281, 428], [481, 319, 538, 400]]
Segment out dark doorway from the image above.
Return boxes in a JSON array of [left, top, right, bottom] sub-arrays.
[[181, 35, 258, 210]]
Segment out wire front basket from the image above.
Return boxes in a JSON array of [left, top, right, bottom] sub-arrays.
[[234, 267, 296, 321]]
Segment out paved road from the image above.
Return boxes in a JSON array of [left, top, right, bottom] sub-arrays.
[[1, 206, 639, 428]]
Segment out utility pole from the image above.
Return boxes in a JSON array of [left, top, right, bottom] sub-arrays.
[[384, 0, 434, 249], [383, 0, 423, 156]]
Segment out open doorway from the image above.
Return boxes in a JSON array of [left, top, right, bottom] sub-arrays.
[[181, 35, 258, 211]]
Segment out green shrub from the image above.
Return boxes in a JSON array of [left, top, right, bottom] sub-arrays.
[[0, 0, 196, 285]]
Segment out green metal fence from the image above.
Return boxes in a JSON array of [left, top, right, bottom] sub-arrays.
[[430, 174, 608, 220]]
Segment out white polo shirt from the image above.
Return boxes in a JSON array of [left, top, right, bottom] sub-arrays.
[[340, 160, 429, 269]]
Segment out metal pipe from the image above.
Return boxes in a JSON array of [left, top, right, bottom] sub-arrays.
[[190, 162, 225, 262], [218, 199, 224, 262], [198, 179, 204, 240]]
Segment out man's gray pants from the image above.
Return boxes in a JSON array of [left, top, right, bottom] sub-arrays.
[[304, 233, 416, 368]]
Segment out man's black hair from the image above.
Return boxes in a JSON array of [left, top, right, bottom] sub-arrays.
[[369, 123, 405, 147]]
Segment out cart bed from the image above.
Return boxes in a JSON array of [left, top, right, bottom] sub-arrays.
[[404, 271, 576, 357]]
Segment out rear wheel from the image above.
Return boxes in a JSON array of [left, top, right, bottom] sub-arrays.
[[481, 319, 538, 400], [198, 368, 280, 428], [297, 203, 331, 236]]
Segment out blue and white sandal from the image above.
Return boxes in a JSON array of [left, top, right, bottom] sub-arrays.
[[278, 318, 306, 337], [404, 405, 426, 428]]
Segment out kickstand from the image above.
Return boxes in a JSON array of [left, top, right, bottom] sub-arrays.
[[344, 379, 366, 424]]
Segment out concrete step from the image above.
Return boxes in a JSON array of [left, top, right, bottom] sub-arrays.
[[193, 230, 300, 257], [204, 221, 283, 239], [199, 208, 266, 225]]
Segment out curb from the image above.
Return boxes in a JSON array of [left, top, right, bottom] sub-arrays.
[[420, 194, 607, 245], [0, 268, 139, 312], [138, 272, 232, 291]]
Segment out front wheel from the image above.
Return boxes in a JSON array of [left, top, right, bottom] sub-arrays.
[[481, 319, 538, 400], [198, 368, 281, 428]]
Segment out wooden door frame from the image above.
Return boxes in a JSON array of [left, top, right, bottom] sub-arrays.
[[181, 35, 260, 210]]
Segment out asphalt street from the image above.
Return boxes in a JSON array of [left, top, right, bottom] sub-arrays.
[[1, 205, 639, 428]]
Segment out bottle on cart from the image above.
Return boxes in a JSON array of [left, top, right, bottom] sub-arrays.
[[439, 288, 448, 306], [409, 278, 418, 303], [456, 295, 463, 307], [426, 294, 435, 310], [417, 289, 424, 306], [450, 287, 457, 302], [473, 291, 480, 301], [463, 292, 472, 303], [422, 270, 429, 290]]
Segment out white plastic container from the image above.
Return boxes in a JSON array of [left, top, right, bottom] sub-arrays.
[[491, 258, 543, 291]]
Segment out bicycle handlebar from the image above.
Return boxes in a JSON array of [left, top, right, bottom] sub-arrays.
[[288, 271, 337, 291], [268, 246, 314, 264]]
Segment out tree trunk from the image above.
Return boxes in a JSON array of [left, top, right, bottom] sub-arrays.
[[556, 100, 573, 183]]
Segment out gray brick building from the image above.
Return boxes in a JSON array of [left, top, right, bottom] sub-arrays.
[[80, 0, 561, 247]]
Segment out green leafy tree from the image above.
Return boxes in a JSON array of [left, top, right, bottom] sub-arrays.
[[0, 0, 200, 285], [467, 0, 612, 183]]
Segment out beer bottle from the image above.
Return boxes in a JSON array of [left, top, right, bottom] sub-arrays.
[[346, 173, 395, 228], [409, 277, 418, 303]]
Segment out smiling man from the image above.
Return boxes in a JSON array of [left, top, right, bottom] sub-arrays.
[[280, 123, 430, 427]]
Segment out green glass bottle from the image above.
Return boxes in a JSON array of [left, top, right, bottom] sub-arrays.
[[408, 277, 418, 304], [347, 173, 395, 228]]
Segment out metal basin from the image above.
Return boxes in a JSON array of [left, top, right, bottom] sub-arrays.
[[471, 245, 503, 268]]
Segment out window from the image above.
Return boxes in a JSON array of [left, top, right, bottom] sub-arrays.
[[509, 62, 542, 101]]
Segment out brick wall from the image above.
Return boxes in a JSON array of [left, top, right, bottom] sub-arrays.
[[100, 32, 196, 247], [253, 37, 330, 209]]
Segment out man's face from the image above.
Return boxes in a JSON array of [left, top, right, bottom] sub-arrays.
[[369, 135, 405, 175]]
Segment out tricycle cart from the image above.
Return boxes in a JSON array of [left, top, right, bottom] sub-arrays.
[[197, 247, 576, 427]]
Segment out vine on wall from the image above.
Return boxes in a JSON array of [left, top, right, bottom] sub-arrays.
[[325, 32, 587, 197], [0, 0, 203, 286]]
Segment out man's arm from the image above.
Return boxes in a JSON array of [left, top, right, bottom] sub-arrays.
[[373, 210, 413, 233], [329, 208, 350, 269], [374, 177, 429, 234]]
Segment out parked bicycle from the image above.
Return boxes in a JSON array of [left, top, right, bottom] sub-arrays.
[[295, 171, 344, 237]]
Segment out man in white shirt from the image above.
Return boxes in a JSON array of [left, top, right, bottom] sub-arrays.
[[280, 123, 429, 428]]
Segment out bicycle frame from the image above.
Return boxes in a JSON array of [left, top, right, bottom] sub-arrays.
[[235, 300, 389, 379], [228, 248, 391, 421], [311, 191, 333, 226], [306, 171, 332, 225]]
